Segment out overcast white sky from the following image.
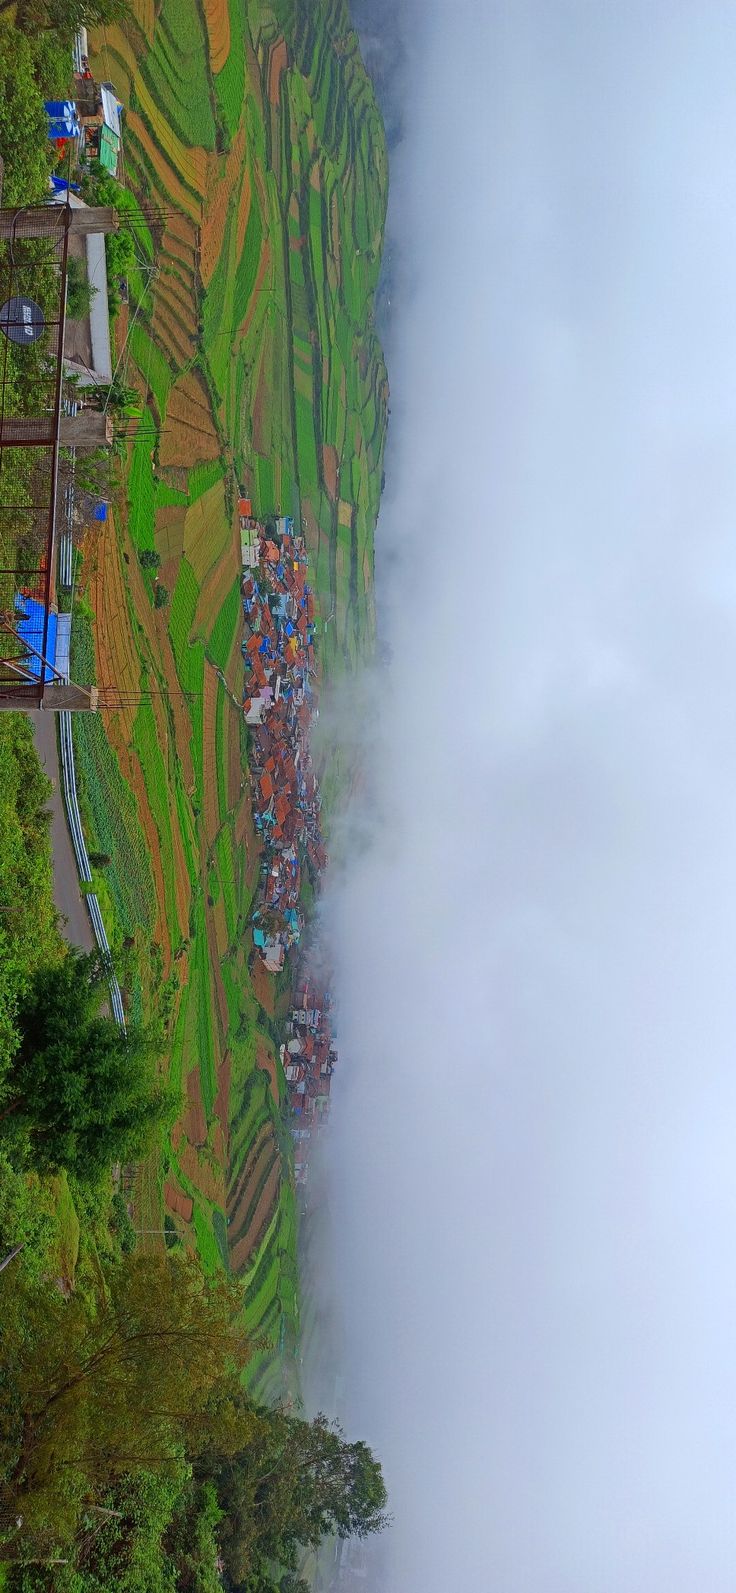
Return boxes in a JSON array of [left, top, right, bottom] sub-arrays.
[[318, 3, 736, 1589]]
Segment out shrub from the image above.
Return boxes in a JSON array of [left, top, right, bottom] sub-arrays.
[[110, 1190, 137, 1254], [66, 256, 97, 320]]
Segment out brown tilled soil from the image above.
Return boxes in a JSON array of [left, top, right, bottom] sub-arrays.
[[213, 1046, 232, 1143], [202, 0, 231, 71], [322, 444, 338, 501], [182, 1065, 207, 1147], [165, 1181, 193, 1223], [201, 129, 246, 285], [130, 0, 155, 43], [229, 1161, 282, 1273], [160, 372, 221, 469], [178, 1141, 225, 1206], [155, 505, 186, 564], [251, 956, 275, 1017], [268, 38, 288, 105], [227, 1120, 273, 1217]]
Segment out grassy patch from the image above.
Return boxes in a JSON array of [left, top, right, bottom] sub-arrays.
[[206, 578, 240, 672]]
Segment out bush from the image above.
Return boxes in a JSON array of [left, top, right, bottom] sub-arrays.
[[0, 20, 61, 205], [66, 256, 97, 320], [154, 584, 170, 609], [164, 1214, 181, 1250], [110, 1190, 137, 1254]]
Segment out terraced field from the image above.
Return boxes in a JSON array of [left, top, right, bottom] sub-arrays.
[[78, 0, 388, 1399]]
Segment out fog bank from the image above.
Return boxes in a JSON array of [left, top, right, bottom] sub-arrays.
[[321, 4, 736, 1588]]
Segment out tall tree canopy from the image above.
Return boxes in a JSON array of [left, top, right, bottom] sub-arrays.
[[0, 1254, 388, 1585], [0, 0, 130, 33], [3, 951, 176, 1179]]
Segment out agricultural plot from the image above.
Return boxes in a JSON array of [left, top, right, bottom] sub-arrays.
[[207, 579, 240, 673], [214, 0, 246, 141], [83, 0, 388, 1385]]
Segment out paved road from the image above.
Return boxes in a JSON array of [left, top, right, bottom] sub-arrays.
[[34, 712, 96, 952]]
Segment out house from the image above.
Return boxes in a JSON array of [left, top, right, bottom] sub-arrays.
[[74, 79, 124, 176]]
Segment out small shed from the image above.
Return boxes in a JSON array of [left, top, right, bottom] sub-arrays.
[[75, 79, 123, 176]]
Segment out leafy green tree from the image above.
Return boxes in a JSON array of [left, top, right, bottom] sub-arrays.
[[140, 549, 162, 570], [203, 1409, 388, 1585], [0, 717, 60, 1082], [2, 951, 176, 1180], [2, 0, 131, 33], [0, 20, 57, 204], [0, 1254, 251, 1531], [154, 584, 170, 609]]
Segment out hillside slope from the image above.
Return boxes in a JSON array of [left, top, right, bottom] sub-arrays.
[[78, 0, 388, 1398]]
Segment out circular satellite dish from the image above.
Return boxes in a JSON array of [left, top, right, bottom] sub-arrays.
[[0, 296, 45, 345]]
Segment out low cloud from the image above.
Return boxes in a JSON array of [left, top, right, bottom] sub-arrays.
[[313, 3, 736, 1589]]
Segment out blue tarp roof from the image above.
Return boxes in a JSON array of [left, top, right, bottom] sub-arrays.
[[14, 596, 57, 680]]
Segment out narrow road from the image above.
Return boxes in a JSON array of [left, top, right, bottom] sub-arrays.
[[34, 712, 96, 952]]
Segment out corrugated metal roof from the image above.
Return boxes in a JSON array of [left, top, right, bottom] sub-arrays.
[[100, 84, 122, 138]]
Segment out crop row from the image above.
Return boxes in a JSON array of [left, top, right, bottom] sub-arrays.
[[72, 713, 156, 935], [127, 418, 156, 552], [167, 557, 200, 679], [132, 700, 180, 937], [128, 323, 175, 422], [214, 0, 246, 143], [188, 457, 225, 504], [206, 578, 240, 672], [214, 825, 237, 945], [140, 0, 217, 152]]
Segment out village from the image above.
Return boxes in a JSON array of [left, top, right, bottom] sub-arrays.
[[237, 497, 336, 1184]]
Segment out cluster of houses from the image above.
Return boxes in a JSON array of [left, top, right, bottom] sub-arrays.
[[283, 978, 337, 1184], [239, 500, 328, 976], [238, 500, 337, 1168]]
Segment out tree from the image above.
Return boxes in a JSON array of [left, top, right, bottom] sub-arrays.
[[203, 1409, 388, 1585], [2, 0, 131, 33], [154, 584, 170, 609], [140, 549, 162, 570], [2, 951, 177, 1180], [0, 19, 57, 206]]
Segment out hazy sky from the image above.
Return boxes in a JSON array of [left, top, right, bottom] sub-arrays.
[[319, 3, 736, 1589]]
